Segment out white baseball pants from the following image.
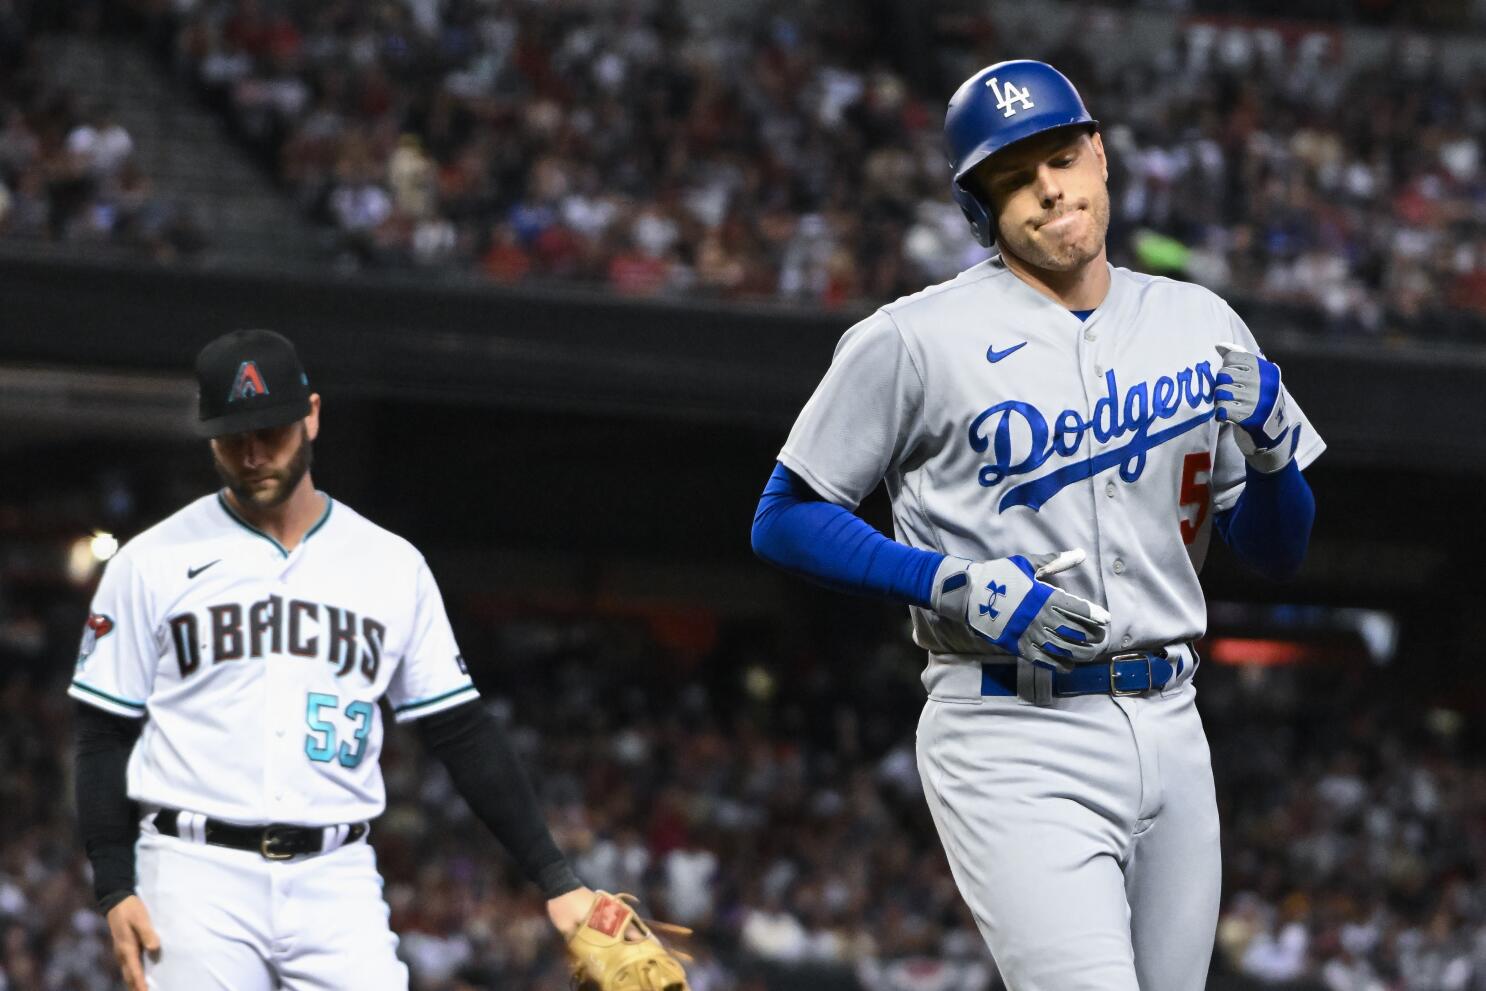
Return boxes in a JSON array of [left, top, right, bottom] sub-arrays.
[[136, 826, 408, 990]]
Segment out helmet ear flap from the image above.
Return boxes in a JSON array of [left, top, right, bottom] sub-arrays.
[[951, 182, 995, 249]]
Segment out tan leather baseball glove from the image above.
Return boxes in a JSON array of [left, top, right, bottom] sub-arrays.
[[566, 891, 691, 991]]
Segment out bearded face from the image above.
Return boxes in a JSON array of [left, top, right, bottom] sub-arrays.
[[211, 421, 314, 511]]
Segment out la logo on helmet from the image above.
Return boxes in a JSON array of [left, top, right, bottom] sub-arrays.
[[986, 77, 1034, 118], [228, 360, 270, 402]]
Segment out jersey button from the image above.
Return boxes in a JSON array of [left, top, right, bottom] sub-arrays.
[[1094, 364, 1104, 376], [1084, 328, 1097, 342], [1112, 558, 1126, 575], [1105, 481, 1116, 498], [1120, 634, 1133, 648]]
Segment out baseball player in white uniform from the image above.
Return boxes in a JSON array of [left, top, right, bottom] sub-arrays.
[[751, 61, 1323, 989], [71, 330, 602, 990]]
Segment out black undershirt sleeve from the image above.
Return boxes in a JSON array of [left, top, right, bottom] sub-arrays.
[[415, 700, 581, 900], [74, 702, 144, 914]]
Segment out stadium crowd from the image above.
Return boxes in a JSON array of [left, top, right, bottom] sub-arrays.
[[6, 0, 1486, 337], [1203, 665, 1486, 991], [0, 6, 207, 262], [2, 541, 1485, 990], [113, 0, 1486, 338]]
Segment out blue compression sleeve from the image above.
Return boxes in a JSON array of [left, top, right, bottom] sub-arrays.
[[751, 463, 945, 607], [1213, 459, 1315, 581]]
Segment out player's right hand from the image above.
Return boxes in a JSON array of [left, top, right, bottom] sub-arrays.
[[931, 549, 1110, 672], [106, 894, 160, 991]]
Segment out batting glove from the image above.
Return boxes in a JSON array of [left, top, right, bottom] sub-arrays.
[[1214, 343, 1303, 474], [931, 549, 1111, 673]]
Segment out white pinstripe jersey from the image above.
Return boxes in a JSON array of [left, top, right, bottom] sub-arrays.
[[70, 492, 478, 825]]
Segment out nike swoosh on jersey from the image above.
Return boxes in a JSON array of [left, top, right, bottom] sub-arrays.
[[187, 560, 221, 579], [986, 342, 1028, 363]]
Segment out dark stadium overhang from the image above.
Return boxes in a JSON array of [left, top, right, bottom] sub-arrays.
[[3, 252, 1484, 474]]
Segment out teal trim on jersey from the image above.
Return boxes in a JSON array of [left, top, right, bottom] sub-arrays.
[[216, 491, 335, 558], [305, 496, 335, 541], [217, 492, 288, 556], [393, 683, 478, 715], [70, 681, 147, 712]]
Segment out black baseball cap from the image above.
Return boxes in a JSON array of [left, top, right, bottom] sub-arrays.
[[194, 329, 313, 438]]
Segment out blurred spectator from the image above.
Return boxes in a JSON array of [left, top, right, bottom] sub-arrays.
[[740, 890, 811, 964], [64, 102, 133, 180], [0, 16, 206, 262]]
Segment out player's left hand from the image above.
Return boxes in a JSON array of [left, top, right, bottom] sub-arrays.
[[563, 890, 692, 991], [549, 886, 599, 936], [1214, 343, 1302, 474]]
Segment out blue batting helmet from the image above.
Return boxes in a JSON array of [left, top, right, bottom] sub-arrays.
[[944, 60, 1098, 247]]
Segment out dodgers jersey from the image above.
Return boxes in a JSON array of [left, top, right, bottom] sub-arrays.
[[780, 258, 1325, 660], [69, 492, 479, 825]]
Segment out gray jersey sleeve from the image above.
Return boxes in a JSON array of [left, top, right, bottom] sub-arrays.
[[1211, 304, 1327, 513], [778, 310, 925, 509]]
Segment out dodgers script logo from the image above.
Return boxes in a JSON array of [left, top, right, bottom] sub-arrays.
[[971, 361, 1218, 513]]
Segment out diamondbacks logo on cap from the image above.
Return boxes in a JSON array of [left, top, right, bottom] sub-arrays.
[[228, 361, 269, 402]]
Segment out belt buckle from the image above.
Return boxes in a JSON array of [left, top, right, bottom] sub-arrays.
[[260, 825, 295, 861], [1109, 651, 1152, 697]]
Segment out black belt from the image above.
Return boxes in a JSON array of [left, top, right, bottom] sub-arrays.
[[981, 649, 1178, 698], [154, 808, 368, 860]]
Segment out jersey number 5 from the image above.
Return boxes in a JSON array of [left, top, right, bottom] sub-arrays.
[[1179, 452, 1212, 545], [305, 693, 374, 768]]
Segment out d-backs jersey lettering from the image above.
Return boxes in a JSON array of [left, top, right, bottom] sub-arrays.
[[70, 493, 478, 825]]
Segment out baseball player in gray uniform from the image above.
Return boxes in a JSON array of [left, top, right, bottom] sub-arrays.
[[71, 330, 604, 990], [751, 61, 1323, 990]]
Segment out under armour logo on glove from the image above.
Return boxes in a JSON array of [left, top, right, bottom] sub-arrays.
[[979, 581, 1007, 619], [931, 549, 1111, 672]]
